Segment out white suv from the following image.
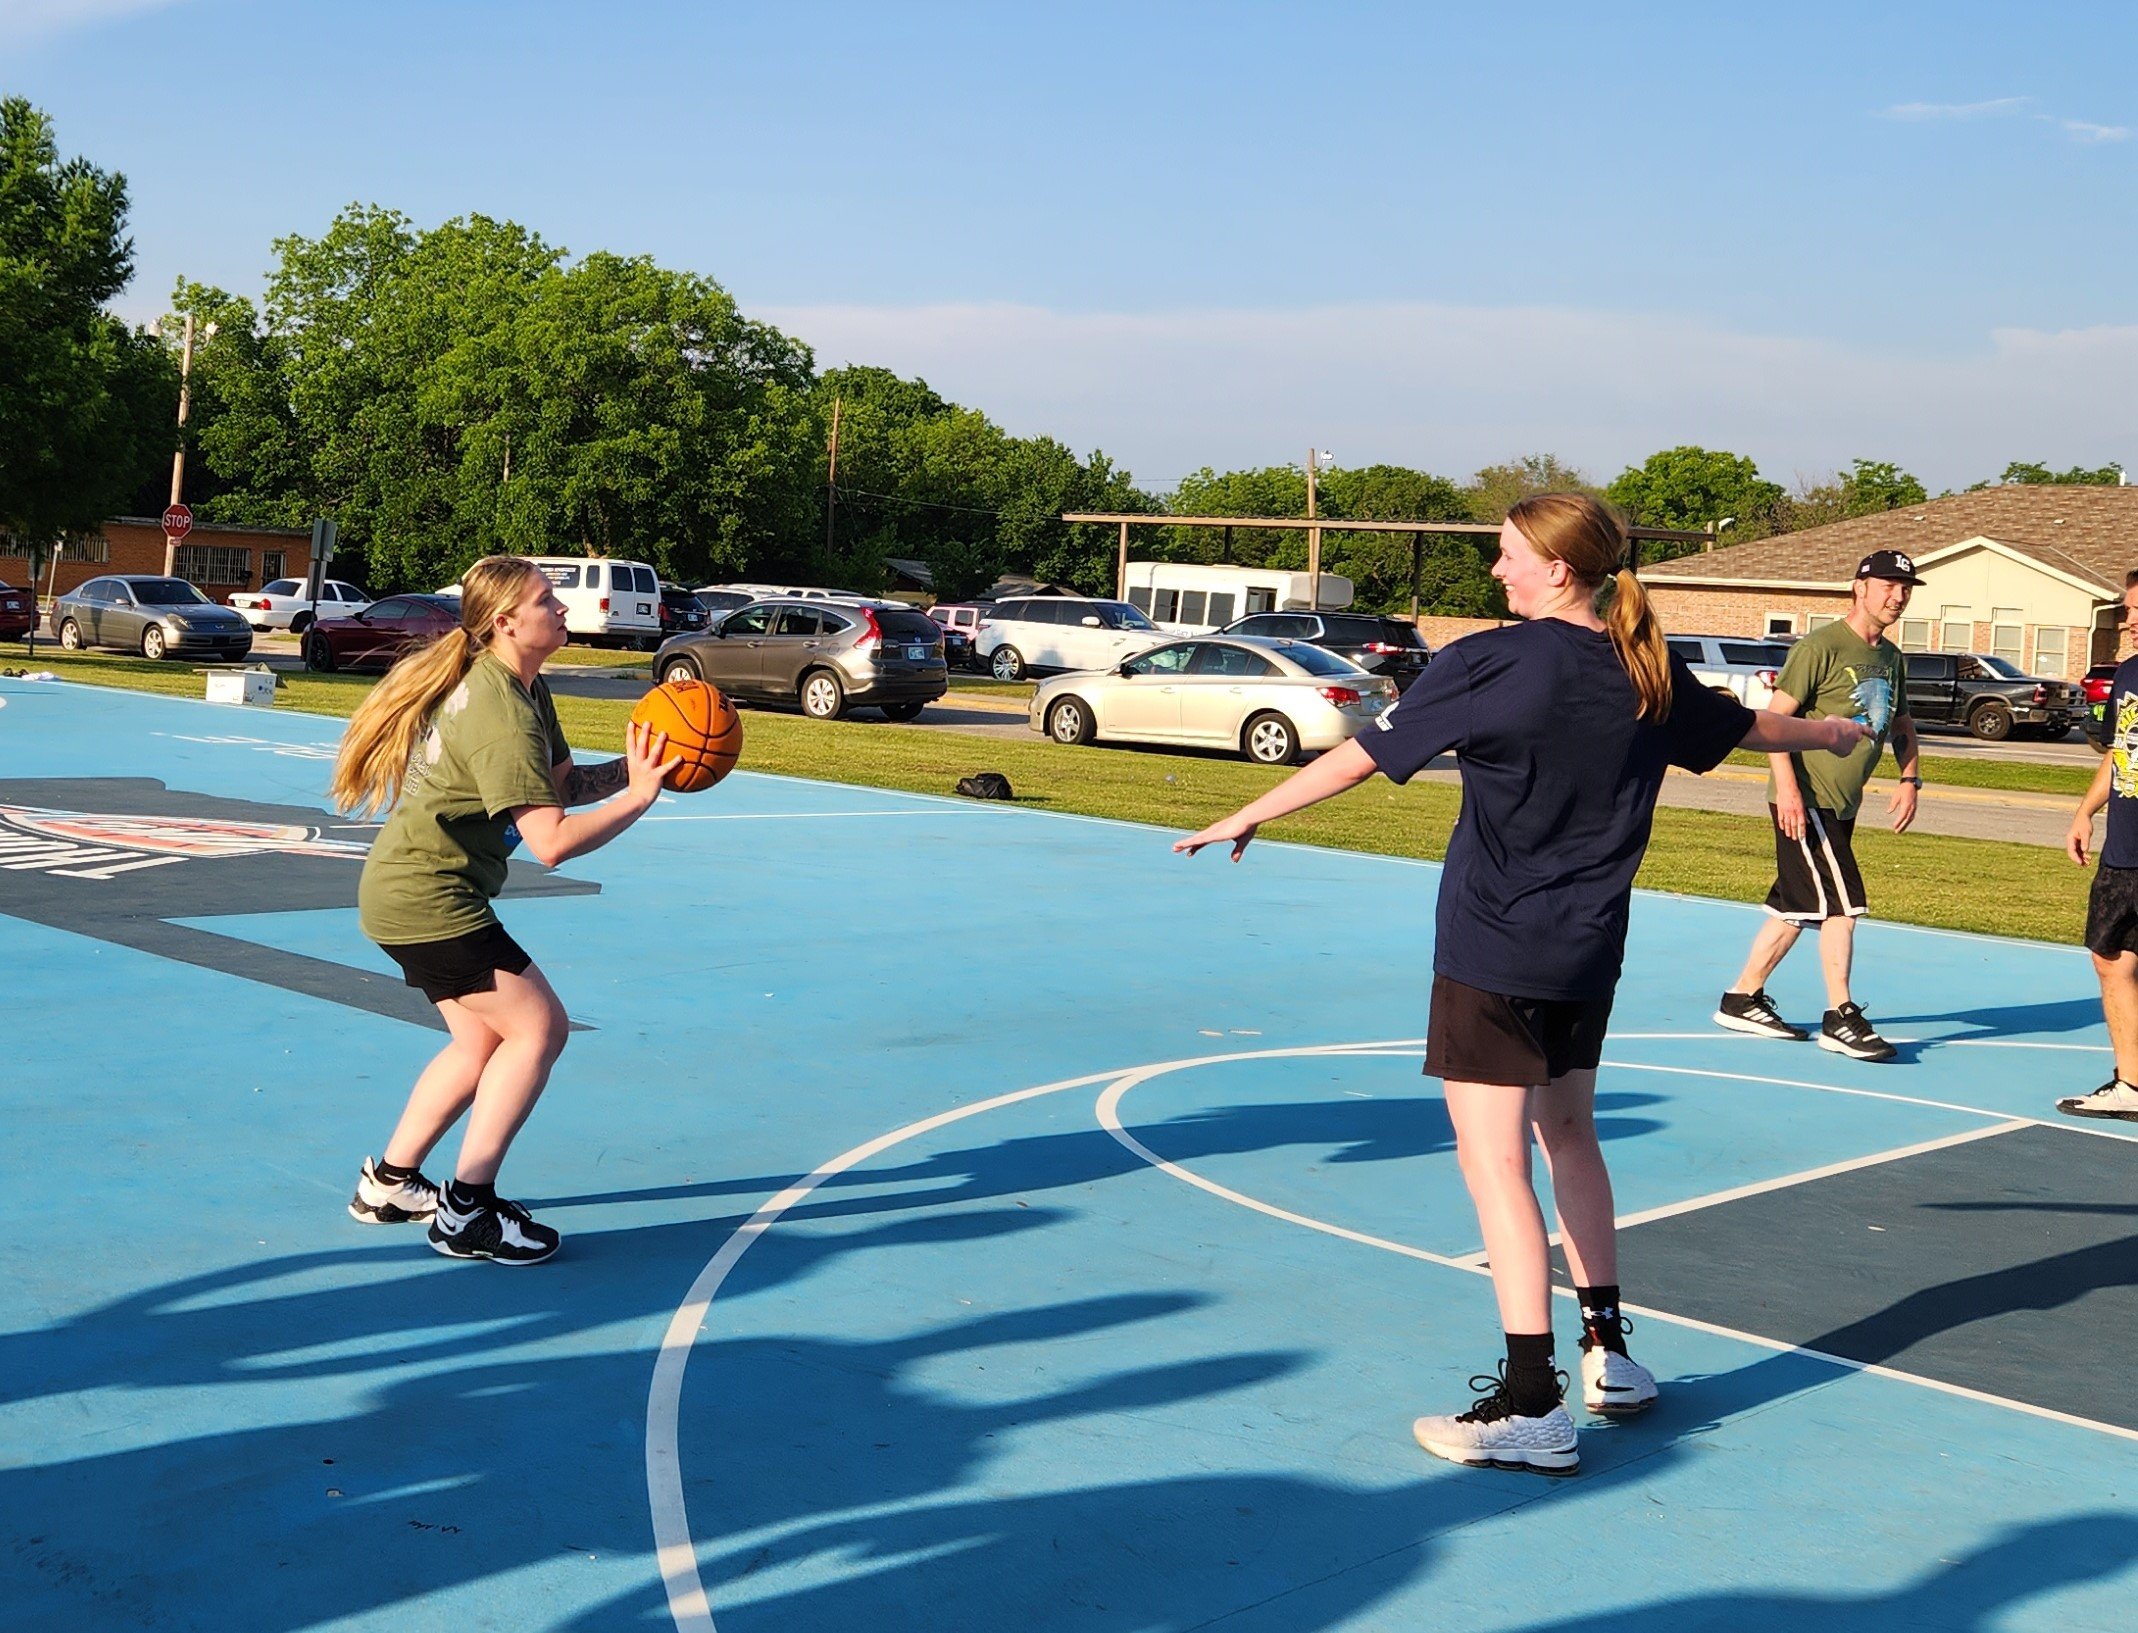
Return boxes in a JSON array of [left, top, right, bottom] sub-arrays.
[[975, 596, 1170, 680], [1666, 634, 1790, 708]]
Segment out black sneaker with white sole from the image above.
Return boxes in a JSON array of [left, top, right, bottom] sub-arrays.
[[1819, 1001, 1897, 1062], [1714, 989, 1809, 1042], [348, 1157, 440, 1224], [428, 1190, 561, 1265]]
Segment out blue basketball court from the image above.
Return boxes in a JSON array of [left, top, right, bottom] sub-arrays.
[[2, 673, 2131, 1633]]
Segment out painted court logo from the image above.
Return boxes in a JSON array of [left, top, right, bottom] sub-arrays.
[[0, 802, 370, 880]]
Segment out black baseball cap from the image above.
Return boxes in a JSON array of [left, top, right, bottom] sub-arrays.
[[1856, 549, 1925, 586]]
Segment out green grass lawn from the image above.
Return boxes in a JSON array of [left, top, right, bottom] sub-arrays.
[[7, 643, 2090, 945], [1720, 745, 2096, 798]]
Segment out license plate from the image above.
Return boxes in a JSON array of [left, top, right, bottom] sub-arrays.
[[1363, 696, 1388, 715], [907, 645, 928, 660], [2, 599, 18, 610]]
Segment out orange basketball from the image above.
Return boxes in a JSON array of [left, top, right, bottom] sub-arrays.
[[630, 677, 743, 793]]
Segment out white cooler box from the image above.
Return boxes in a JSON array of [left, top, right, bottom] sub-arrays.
[[205, 669, 277, 707]]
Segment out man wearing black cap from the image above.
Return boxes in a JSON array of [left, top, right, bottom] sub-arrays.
[[1715, 549, 1924, 1061]]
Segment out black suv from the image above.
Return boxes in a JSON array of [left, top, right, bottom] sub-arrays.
[[658, 585, 710, 639], [1217, 611, 1431, 690]]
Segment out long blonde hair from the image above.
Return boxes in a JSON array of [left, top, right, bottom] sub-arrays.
[[1506, 492, 1672, 721], [328, 555, 546, 817]]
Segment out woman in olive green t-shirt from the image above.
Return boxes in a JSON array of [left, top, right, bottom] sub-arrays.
[[328, 556, 675, 1265]]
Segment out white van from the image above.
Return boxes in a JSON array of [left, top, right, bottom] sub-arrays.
[[1121, 561, 1356, 635], [529, 557, 661, 647]]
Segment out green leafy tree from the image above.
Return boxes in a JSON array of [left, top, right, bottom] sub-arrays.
[[1605, 446, 1784, 558], [0, 99, 175, 558], [1463, 454, 1595, 523], [1782, 458, 1929, 533], [1996, 460, 2124, 486]]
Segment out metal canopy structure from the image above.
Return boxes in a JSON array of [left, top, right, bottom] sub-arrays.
[[1062, 511, 1719, 617]]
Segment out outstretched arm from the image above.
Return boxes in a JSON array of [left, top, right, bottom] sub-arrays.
[[1739, 710, 1868, 757], [1174, 738, 1380, 862]]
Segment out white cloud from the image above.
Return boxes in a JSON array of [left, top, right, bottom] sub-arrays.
[[762, 299, 2138, 494], [0, 0, 185, 48], [1881, 97, 2028, 121], [2047, 117, 2132, 143]]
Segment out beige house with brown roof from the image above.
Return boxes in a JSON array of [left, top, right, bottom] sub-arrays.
[[1639, 485, 2138, 680]]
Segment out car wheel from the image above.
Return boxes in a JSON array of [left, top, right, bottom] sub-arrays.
[[800, 667, 846, 720], [881, 699, 926, 722], [303, 631, 336, 672], [290, 611, 313, 634], [1967, 700, 2013, 742], [58, 618, 83, 651], [1047, 695, 1096, 745], [661, 657, 700, 686], [141, 624, 168, 661], [990, 645, 1026, 682], [1243, 710, 1300, 765]]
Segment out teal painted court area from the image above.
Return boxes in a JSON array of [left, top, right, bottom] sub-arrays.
[[2, 674, 2133, 1633]]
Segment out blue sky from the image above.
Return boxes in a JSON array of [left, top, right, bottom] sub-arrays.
[[8, 0, 2135, 491]]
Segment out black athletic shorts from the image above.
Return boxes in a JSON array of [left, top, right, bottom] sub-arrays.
[[2086, 865, 2138, 958], [377, 922, 533, 1004], [1766, 804, 1868, 922], [1424, 974, 1615, 1087]]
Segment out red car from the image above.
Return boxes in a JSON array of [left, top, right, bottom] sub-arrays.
[[0, 582, 35, 642], [302, 593, 461, 672]]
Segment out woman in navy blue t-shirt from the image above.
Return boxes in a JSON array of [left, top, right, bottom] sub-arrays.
[[1177, 493, 1865, 1476]]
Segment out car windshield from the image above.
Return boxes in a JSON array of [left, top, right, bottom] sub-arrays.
[[1974, 654, 2026, 678], [133, 579, 212, 606], [1272, 641, 1364, 677], [1104, 603, 1158, 631]]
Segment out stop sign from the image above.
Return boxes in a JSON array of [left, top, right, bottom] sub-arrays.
[[162, 503, 194, 540]]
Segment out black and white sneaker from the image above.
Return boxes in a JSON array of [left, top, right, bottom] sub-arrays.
[[1411, 1363, 1578, 1476], [1578, 1316, 1658, 1417], [1714, 989, 1809, 1042], [2056, 1078, 2138, 1122], [1819, 1002, 1897, 1062], [348, 1157, 440, 1224], [428, 1190, 561, 1265]]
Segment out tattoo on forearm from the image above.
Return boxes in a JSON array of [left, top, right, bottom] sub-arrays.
[[562, 759, 631, 805]]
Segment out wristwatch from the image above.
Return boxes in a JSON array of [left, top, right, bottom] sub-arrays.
[[1898, 776, 1923, 787]]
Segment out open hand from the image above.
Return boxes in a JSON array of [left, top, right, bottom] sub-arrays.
[[1174, 813, 1260, 863], [625, 720, 681, 804]]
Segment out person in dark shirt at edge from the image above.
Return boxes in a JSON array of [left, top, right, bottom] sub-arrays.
[[2060, 568, 2138, 1123], [1175, 493, 1866, 1477]]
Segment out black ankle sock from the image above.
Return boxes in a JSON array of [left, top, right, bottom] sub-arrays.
[[1577, 1284, 1626, 1353], [374, 1158, 420, 1186], [448, 1179, 497, 1210], [1502, 1331, 1560, 1416]]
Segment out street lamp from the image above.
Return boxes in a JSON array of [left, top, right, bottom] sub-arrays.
[[1703, 515, 1737, 552], [154, 313, 217, 576]]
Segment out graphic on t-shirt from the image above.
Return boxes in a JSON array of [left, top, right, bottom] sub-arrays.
[[2112, 692, 2138, 799], [1845, 666, 1895, 738]]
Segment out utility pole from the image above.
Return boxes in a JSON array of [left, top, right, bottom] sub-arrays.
[[1306, 447, 1322, 612], [823, 393, 842, 572], [162, 312, 208, 577]]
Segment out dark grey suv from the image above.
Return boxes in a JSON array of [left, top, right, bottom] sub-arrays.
[[651, 598, 948, 720]]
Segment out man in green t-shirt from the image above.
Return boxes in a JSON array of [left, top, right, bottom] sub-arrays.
[[1714, 549, 1925, 1061]]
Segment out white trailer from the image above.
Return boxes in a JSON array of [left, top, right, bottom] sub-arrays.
[[1120, 560, 1355, 635]]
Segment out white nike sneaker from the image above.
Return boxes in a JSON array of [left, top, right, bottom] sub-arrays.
[[2056, 1078, 2138, 1122], [348, 1156, 440, 1224], [1579, 1342, 1659, 1416], [1412, 1365, 1578, 1476]]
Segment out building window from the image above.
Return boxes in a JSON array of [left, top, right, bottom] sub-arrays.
[[262, 551, 286, 581], [1939, 605, 1972, 651], [174, 545, 253, 586], [2034, 626, 2068, 677], [1896, 618, 1932, 651], [1990, 607, 2023, 666], [1763, 612, 1797, 637], [1807, 614, 1838, 632]]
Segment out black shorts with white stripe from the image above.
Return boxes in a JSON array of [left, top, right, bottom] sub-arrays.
[[1765, 804, 1868, 923]]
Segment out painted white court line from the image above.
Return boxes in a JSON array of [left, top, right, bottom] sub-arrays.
[[639, 809, 982, 823], [1095, 1051, 2138, 1450]]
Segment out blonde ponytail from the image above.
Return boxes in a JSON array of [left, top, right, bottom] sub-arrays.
[[1602, 567, 1673, 722], [327, 555, 545, 817]]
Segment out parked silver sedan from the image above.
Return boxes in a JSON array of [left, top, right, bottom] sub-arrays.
[[53, 575, 255, 661], [1027, 634, 1397, 764]]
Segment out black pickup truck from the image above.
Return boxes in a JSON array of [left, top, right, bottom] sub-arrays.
[[1903, 652, 2082, 741]]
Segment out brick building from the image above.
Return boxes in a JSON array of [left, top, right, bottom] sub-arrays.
[[0, 517, 315, 610], [1639, 486, 2138, 680]]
